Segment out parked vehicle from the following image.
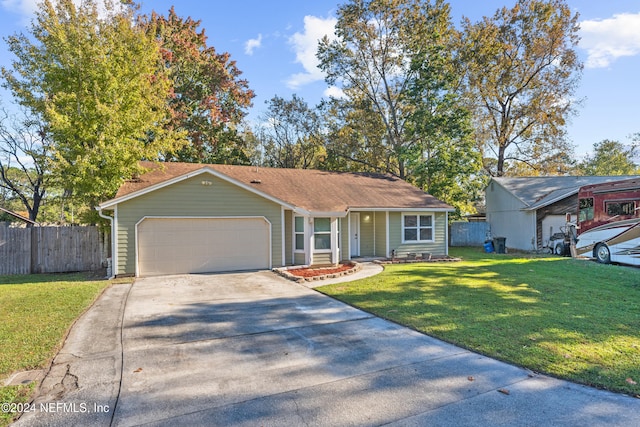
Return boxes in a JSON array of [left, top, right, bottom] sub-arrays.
[[570, 177, 640, 265], [549, 225, 573, 256]]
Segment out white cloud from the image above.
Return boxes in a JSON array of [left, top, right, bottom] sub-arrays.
[[324, 85, 345, 99], [0, 0, 38, 18], [1, 0, 127, 24], [286, 15, 337, 89], [580, 12, 640, 68], [244, 33, 262, 56]]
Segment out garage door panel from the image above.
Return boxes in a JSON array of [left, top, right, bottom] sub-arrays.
[[137, 218, 270, 276]]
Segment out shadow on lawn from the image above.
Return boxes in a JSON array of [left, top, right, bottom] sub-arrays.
[[0, 271, 109, 286], [318, 257, 640, 395], [113, 275, 640, 425]]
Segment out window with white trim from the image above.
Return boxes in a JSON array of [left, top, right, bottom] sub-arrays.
[[402, 214, 434, 242], [294, 216, 305, 251], [314, 218, 331, 251]]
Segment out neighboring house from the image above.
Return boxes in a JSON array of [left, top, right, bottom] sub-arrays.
[[0, 206, 38, 226], [486, 176, 639, 252], [98, 162, 454, 277]]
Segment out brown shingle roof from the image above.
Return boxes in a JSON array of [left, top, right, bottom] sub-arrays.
[[110, 161, 453, 213]]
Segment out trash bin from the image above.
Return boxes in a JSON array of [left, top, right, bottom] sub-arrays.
[[483, 241, 494, 253], [493, 237, 506, 254]]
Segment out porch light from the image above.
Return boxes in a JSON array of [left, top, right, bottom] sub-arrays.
[[364, 215, 371, 221]]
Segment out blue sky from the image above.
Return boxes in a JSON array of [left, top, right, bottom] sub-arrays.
[[1, 1, 639, 159]]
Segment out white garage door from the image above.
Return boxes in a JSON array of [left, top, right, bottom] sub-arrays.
[[137, 217, 270, 276]]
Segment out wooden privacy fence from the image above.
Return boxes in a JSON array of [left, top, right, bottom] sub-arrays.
[[0, 225, 105, 275], [450, 221, 490, 247]]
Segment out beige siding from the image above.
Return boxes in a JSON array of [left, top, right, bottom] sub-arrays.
[[115, 174, 283, 275], [312, 252, 332, 266], [294, 252, 306, 265], [388, 212, 447, 256], [284, 210, 293, 265], [374, 211, 387, 257]]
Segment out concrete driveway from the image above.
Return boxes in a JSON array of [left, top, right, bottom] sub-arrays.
[[16, 270, 640, 426]]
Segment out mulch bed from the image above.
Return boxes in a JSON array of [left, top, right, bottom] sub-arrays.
[[274, 262, 362, 283], [288, 263, 354, 278]]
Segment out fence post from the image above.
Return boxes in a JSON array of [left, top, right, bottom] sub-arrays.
[[30, 225, 37, 274]]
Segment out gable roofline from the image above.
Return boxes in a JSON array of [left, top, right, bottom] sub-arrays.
[[489, 178, 530, 207], [101, 162, 454, 213], [490, 175, 640, 211], [99, 167, 298, 212], [0, 206, 38, 225]]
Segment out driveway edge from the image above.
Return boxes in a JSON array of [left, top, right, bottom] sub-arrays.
[[14, 281, 132, 426]]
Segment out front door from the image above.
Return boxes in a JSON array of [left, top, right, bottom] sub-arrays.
[[350, 213, 360, 257]]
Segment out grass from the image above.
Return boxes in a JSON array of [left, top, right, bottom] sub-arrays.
[[0, 272, 131, 425], [318, 247, 640, 396]]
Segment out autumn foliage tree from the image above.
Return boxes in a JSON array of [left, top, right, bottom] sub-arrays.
[[459, 0, 583, 177], [1, 0, 185, 218], [143, 7, 255, 164]]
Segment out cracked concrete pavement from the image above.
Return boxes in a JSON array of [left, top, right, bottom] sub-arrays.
[[14, 269, 640, 426]]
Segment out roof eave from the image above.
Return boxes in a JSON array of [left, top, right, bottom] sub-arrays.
[[305, 211, 349, 218], [348, 207, 455, 212], [522, 188, 578, 211], [0, 206, 38, 225]]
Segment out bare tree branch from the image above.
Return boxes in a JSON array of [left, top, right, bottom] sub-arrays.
[[0, 106, 51, 222]]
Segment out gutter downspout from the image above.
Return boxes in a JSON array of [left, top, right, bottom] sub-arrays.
[[96, 206, 116, 279]]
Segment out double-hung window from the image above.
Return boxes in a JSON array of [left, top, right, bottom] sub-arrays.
[[314, 218, 331, 250], [402, 214, 434, 243], [294, 216, 305, 251]]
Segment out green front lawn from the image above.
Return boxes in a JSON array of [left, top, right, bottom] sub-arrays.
[[0, 273, 130, 426], [319, 247, 640, 396]]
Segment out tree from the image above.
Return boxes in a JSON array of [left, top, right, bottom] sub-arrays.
[[404, 17, 484, 215], [318, 0, 456, 179], [0, 107, 51, 223], [143, 7, 255, 164], [258, 95, 325, 169], [1, 0, 185, 218], [459, 0, 582, 177], [576, 139, 639, 176], [317, 0, 483, 215], [320, 96, 389, 173]]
